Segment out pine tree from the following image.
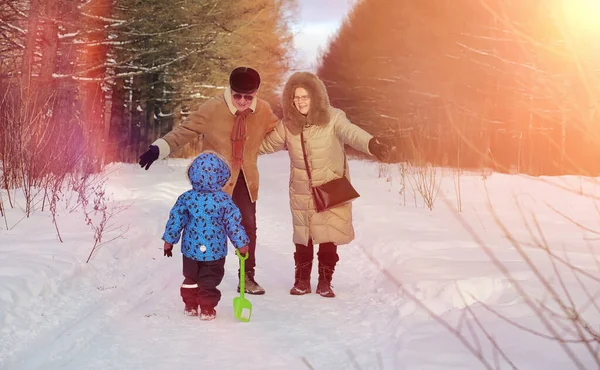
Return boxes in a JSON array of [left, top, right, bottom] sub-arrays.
[[2, 0, 296, 168]]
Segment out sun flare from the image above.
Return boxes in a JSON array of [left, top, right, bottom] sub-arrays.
[[560, 0, 600, 36]]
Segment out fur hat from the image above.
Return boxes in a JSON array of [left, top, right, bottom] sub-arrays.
[[229, 67, 261, 94]]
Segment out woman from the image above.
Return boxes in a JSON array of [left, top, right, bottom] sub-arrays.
[[260, 72, 388, 298]]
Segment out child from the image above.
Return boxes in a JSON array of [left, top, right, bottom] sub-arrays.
[[162, 152, 249, 321]]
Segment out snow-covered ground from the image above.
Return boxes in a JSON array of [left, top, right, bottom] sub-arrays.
[[1, 151, 599, 370]]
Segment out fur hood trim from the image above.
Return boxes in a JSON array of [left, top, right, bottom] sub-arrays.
[[282, 72, 331, 134]]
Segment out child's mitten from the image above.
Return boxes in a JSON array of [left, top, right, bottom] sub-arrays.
[[164, 242, 173, 257]]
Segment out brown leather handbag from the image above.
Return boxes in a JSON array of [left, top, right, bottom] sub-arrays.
[[300, 131, 360, 212]]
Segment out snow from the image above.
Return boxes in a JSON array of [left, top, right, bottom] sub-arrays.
[[58, 32, 79, 40], [0, 21, 26, 35], [197, 84, 227, 90], [190, 93, 212, 99], [1, 152, 599, 369], [158, 111, 173, 118]]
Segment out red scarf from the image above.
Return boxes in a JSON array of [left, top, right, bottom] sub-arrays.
[[231, 109, 251, 169]]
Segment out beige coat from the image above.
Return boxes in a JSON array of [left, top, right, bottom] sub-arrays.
[[152, 87, 280, 202], [260, 72, 373, 246]]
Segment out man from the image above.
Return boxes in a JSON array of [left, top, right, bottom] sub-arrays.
[[139, 67, 279, 295]]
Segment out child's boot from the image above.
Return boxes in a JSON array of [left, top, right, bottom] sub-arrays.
[[184, 304, 198, 316], [199, 307, 216, 321], [181, 278, 200, 315]]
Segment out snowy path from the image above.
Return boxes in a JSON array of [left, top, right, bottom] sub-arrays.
[[5, 241, 404, 370], [2, 154, 406, 370], [3, 152, 600, 369]]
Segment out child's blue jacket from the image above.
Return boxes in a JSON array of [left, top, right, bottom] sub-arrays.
[[162, 153, 249, 261]]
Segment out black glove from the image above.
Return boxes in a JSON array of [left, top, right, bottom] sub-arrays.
[[164, 245, 173, 257], [368, 137, 389, 161], [139, 145, 159, 170]]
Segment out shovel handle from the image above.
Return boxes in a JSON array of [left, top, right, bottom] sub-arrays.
[[236, 249, 248, 261], [236, 249, 248, 297]]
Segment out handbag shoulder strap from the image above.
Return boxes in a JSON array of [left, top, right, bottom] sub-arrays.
[[300, 130, 349, 183], [300, 130, 313, 186]]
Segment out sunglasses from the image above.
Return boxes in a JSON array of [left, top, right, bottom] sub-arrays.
[[232, 93, 254, 102]]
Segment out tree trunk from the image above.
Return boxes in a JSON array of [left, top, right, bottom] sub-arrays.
[[79, 0, 113, 173], [38, 0, 59, 84], [22, 0, 42, 89]]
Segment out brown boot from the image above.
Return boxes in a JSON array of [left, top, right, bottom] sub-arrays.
[[316, 245, 339, 298], [316, 264, 335, 297], [237, 270, 265, 295], [290, 252, 313, 295]]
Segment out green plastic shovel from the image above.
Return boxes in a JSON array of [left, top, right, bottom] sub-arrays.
[[233, 249, 252, 322]]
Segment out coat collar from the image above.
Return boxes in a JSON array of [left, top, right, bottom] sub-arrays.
[[224, 86, 257, 115]]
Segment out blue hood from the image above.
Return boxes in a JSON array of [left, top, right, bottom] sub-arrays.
[[188, 152, 231, 192]]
